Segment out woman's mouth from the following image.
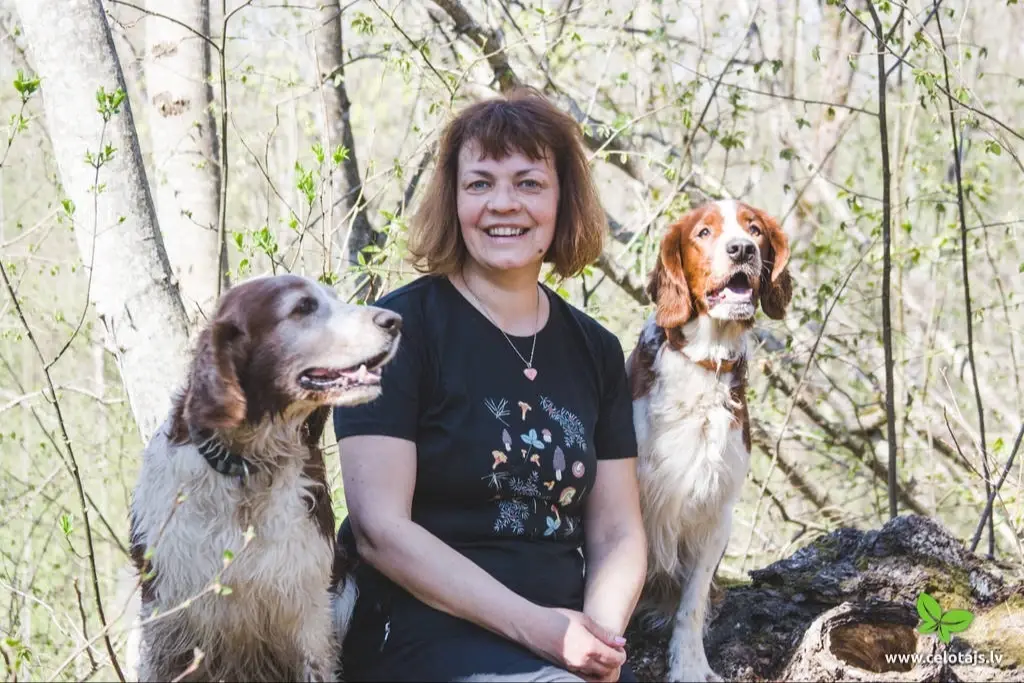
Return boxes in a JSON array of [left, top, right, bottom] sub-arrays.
[[484, 226, 529, 238]]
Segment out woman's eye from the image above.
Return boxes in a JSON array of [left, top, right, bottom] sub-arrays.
[[749, 224, 762, 237], [468, 180, 490, 190], [520, 179, 541, 189], [698, 227, 711, 238], [293, 296, 318, 316]]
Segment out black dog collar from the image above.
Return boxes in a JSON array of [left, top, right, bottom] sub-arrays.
[[188, 423, 257, 480]]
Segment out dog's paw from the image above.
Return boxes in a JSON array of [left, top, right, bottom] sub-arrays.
[[667, 663, 722, 682]]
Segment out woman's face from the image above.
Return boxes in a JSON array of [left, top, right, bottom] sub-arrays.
[[456, 140, 559, 277]]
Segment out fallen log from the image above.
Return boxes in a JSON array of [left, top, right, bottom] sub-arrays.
[[625, 515, 1023, 681]]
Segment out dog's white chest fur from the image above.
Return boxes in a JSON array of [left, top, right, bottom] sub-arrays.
[[131, 419, 334, 678]]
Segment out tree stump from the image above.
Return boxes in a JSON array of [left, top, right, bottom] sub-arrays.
[[625, 515, 1023, 681]]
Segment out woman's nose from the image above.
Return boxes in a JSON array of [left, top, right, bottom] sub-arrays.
[[486, 183, 520, 212]]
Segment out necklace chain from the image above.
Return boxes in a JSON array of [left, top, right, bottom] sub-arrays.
[[461, 274, 540, 371]]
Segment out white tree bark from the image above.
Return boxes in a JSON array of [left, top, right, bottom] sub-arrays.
[[145, 0, 223, 322], [14, 0, 191, 442]]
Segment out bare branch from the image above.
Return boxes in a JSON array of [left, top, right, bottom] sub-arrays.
[[970, 423, 1024, 554], [864, 0, 899, 521]]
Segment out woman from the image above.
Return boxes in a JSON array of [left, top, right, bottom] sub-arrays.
[[334, 87, 647, 683]]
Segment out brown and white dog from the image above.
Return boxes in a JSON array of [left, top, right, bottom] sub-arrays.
[[127, 274, 400, 682], [628, 200, 792, 682]]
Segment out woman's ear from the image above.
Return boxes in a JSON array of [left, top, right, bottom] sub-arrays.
[[185, 311, 248, 432], [754, 209, 793, 320], [648, 215, 694, 330]]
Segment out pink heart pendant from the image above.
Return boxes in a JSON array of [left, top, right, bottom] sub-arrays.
[[523, 367, 538, 381]]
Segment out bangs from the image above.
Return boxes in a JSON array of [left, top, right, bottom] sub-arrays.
[[452, 98, 566, 164]]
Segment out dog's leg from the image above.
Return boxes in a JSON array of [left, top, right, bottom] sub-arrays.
[[331, 574, 358, 642], [666, 511, 732, 683], [297, 582, 352, 683]]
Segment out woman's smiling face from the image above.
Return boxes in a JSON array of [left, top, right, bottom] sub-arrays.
[[456, 140, 560, 276]]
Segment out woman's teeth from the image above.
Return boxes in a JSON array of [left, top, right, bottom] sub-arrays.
[[485, 227, 527, 237]]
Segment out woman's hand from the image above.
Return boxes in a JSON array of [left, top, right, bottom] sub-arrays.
[[524, 607, 627, 682]]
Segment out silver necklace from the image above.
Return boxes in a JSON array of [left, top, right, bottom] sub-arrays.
[[461, 273, 541, 381]]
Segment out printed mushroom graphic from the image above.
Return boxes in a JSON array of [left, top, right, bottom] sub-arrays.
[[559, 487, 577, 507], [541, 428, 552, 443], [491, 451, 507, 470], [553, 446, 566, 481], [502, 428, 512, 452], [518, 401, 531, 421]]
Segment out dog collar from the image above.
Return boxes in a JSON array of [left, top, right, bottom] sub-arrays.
[[660, 325, 742, 374], [188, 423, 257, 480], [694, 357, 740, 373]]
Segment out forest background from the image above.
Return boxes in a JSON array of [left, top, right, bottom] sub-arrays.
[[0, 0, 1021, 680]]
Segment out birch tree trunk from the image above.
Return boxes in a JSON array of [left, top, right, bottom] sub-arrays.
[[14, 0, 191, 442], [308, 0, 377, 283], [145, 0, 223, 322]]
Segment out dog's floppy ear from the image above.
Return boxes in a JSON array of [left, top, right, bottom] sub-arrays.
[[754, 208, 793, 320], [185, 302, 249, 432], [648, 213, 696, 330]]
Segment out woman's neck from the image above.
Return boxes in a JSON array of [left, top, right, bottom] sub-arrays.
[[456, 261, 548, 336]]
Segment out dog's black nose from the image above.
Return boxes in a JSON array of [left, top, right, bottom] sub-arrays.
[[373, 309, 402, 337], [726, 239, 757, 263]]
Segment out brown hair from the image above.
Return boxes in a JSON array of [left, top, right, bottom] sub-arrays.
[[408, 87, 606, 278]]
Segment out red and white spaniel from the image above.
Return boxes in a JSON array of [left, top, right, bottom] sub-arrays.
[[126, 274, 400, 682], [628, 200, 792, 682]]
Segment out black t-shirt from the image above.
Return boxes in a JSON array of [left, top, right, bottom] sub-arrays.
[[333, 274, 637, 616]]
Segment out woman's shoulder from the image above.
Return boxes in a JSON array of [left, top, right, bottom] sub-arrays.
[[546, 286, 625, 355], [372, 274, 448, 317]]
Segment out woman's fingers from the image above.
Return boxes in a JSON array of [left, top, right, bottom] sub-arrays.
[[580, 613, 627, 650]]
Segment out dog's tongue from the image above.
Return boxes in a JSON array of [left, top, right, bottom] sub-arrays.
[[306, 368, 342, 379]]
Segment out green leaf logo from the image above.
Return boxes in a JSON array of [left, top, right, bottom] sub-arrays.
[[916, 592, 974, 643]]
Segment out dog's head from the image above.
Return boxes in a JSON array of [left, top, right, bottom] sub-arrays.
[[183, 274, 401, 434], [647, 200, 792, 328]]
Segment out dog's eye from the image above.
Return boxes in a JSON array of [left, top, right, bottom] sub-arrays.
[[697, 227, 711, 238], [749, 224, 762, 237], [293, 296, 318, 316]]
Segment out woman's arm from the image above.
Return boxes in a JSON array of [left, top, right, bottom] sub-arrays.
[[340, 434, 627, 678], [581, 457, 647, 636]]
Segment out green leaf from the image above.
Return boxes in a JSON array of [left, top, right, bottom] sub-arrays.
[[917, 620, 938, 634], [59, 513, 73, 537], [940, 609, 974, 634], [917, 592, 942, 629], [938, 623, 953, 643]]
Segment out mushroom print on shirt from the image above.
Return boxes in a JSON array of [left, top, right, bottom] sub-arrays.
[[484, 395, 590, 539]]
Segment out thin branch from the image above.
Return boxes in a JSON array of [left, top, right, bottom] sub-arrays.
[[970, 423, 1024, 554], [73, 577, 99, 671], [105, 0, 220, 53], [884, 0, 941, 79], [865, 0, 899, 521], [215, 0, 255, 297], [395, 145, 435, 218], [935, 2, 992, 557]]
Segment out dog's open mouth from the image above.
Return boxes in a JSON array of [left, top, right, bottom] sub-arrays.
[[707, 272, 754, 307], [298, 349, 391, 392]]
